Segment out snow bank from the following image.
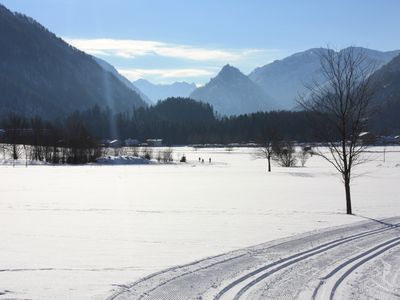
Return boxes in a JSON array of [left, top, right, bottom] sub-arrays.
[[0, 159, 47, 166], [95, 155, 153, 165]]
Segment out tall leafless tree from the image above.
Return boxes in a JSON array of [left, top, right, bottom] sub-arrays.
[[299, 47, 375, 215]]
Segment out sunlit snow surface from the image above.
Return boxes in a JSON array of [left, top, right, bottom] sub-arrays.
[[0, 147, 399, 299]]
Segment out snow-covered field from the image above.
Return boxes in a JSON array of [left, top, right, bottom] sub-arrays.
[[0, 146, 399, 299]]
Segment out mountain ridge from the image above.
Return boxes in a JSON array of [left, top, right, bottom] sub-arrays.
[[94, 58, 152, 104], [0, 4, 147, 119], [133, 79, 197, 103], [249, 47, 400, 109], [369, 53, 400, 132], [190, 64, 278, 116]]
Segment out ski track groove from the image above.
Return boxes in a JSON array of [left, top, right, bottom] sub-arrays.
[[107, 252, 247, 300], [329, 239, 400, 300], [312, 237, 400, 299], [108, 217, 400, 300], [215, 221, 400, 300], [135, 254, 247, 300]]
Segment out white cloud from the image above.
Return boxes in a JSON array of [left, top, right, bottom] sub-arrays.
[[64, 38, 268, 62], [64, 37, 285, 84], [118, 68, 214, 81]]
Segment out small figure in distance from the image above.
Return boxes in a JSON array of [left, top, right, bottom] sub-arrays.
[[209, 158, 211, 164], [201, 159, 204, 163]]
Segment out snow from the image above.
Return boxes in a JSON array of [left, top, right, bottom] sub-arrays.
[[0, 146, 399, 299], [0, 159, 47, 166], [95, 155, 153, 165]]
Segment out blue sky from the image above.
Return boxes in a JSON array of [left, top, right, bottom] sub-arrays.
[[2, 0, 400, 84]]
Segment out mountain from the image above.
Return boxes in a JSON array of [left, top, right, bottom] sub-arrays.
[[94, 58, 152, 104], [369, 54, 400, 133], [190, 64, 278, 116], [0, 4, 147, 119], [133, 79, 197, 103], [249, 47, 400, 110]]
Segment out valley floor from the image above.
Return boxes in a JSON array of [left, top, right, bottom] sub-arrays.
[[0, 147, 399, 299]]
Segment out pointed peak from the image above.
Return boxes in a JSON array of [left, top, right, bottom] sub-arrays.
[[217, 64, 244, 79], [220, 64, 240, 72]]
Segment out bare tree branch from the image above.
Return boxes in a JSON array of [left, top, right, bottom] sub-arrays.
[[298, 47, 375, 215]]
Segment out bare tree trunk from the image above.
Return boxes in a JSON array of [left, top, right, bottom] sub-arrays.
[[344, 177, 352, 215], [24, 144, 28, 168], [267, 156, 271, 172], [12, 144, 17, 167]]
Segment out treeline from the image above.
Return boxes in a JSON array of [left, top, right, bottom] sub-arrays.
[[56, 97, 315, 145], [0, 97, 322, 161], [1, 113, 100, 164]]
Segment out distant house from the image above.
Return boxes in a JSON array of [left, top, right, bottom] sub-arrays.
[[101, 139, 122, 148], [359, 132, 376, 145], [146, 139, 163, 147], [125, 138, 140, 147], [109, 140, 122, 148], [380, 135, 400, 145]]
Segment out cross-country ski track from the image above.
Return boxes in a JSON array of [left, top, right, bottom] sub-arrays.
[[108, 217, 400, 300]]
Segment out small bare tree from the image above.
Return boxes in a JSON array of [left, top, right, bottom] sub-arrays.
[[156, 150, 162, 162], [254, 128, 279, 172], [132, 146, 139, 157], [0, 143, 5, 160], [272, 140, 297, 167], [162, 148, 173, 163], [255, 141, 274, 172], [141, 147, 153, 160], [299, 47, 375, 215], [298, 149, 310, 167]]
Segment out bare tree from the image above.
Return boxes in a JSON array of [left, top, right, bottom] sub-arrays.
[[298, 148, 310, 167], [254, 128, 279, 172], [162, 148, 174, 163], [141, 146, 153, 160], [132, 146, 139, 157], [299, 47, 375, 215], [0, 143, 5, 160], [255, 141, 274, 172], [272, 140, 297, 167], [156, 150, 162, 162]]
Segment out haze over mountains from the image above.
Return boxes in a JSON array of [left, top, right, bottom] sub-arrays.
[[1, 1, 400, 124], [95, 58, 152, 104], [97, 47, 400, 117], [249, 47, 400, 110], [190, 64, 278, 116], [0, 4, 147, 119], [369, 54, 400, 132], [133, 79, 196, 103]]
